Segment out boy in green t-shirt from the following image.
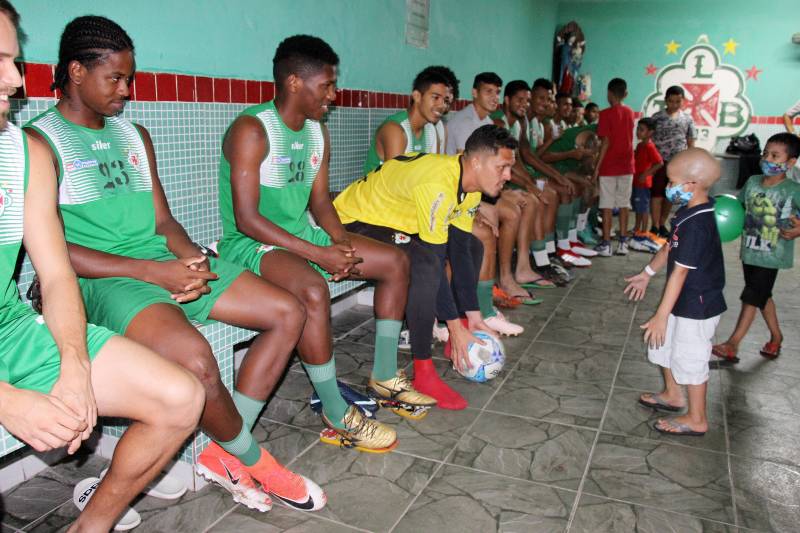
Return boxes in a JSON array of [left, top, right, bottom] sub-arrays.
[[713, 133, 800, 363]]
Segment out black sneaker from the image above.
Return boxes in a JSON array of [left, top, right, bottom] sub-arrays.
[[535, 264, 568, 287], [658, 226, 670, 238]]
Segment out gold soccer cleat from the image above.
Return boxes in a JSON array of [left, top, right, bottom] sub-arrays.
[[368, 370, 437, 420], [320, 405, 398, 453]]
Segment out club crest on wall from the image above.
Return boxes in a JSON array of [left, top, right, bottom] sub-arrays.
[[642, 35, 753, 152]]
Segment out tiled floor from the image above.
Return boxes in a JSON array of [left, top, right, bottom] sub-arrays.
[[2, 240, 799, 532]]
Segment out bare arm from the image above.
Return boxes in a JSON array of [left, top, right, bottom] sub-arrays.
[[641, 265, 688, 349], [784, 114, 796, 135], [23, 136, 95, 453], [309, 125, 349, 244], [375, 121, 409, 162], [593, 136, 610, 181]]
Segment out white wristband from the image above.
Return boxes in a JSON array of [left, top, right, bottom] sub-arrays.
[[644, 265, 656, 277]]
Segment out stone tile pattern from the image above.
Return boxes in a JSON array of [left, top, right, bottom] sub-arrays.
[[2, 241, 799, 532]]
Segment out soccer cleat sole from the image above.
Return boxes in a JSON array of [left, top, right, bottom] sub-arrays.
[[196, 464, 272, 512], [319, 428, 399, 453]]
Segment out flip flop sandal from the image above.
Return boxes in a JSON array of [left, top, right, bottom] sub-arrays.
[[638, 393, 683, 412], [652, 419, 706, 437], [519, 276, 557, 290], [510, 294, 544, 306], [759, 341, 781, 360], [711, 343, 740, 364], [492, 285, 521, 308]]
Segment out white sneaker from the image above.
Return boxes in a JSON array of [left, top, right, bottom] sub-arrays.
[[484, 314, 524, 336], [627, 238, 651, 253], [432, 323, 449, 343], [74, 477, 142, 531], [101, 468, 187, 500], [594, 242, 612, 257], [398, 329, 411, 350], [557, 249, 592, 267], [569, 242, 598, 257], [616, 240, 629, 256]]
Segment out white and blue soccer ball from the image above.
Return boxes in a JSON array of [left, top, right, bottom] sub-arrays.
[[457, 331, 505, 383]]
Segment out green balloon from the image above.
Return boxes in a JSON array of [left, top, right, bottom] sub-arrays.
[[714, 194, 745, 242]]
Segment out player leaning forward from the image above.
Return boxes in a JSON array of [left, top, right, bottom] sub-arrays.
[[0, 3, 204, 531], [334, 125, 516, 409], [218, 35, 435, 452]]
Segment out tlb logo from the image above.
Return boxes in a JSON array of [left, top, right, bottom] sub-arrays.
[[642, 35, 752, 152], [0, 184, 13, 217]]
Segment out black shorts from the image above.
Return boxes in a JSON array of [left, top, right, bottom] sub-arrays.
[[344, 221, 413, 246], [651, 165, 668, 198], [740, 263, 779, 309]]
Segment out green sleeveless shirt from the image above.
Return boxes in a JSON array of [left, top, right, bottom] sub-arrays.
[[363, 110, 437, 174], [218, 100, 325, 248], [25, 108, 165, 260], [0, 124, 29, 324]]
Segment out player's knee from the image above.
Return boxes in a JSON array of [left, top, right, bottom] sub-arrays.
[[298, 278, 330, 314], [180, 340, 222, 392], [160, 370, 205, 431], [273, 294, 307, 333], [393, 248, 410, 281]]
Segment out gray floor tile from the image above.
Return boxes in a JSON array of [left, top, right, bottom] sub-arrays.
[[285, 443, 438, 532], [584, 434, 734, 524], [207, 504, 365, 532], [570, 493, 740, 532], [519, 342, 620, 383], [383, 407, 480, 462], [732, 456, 800, 532], [486, 370, 609, 428], [449, 411, 595, 489], [727, 407, 800, 468], [393, 464, 574, 533]]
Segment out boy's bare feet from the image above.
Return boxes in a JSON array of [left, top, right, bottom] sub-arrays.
[[638, 392, 684, 412], [653, 415, 707, 436]]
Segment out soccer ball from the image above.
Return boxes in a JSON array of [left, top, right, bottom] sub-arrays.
[[456, 331, 505, 383]]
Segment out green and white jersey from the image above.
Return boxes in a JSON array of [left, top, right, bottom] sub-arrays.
[[25, 108, 166, 260], [498, 113, 522, 141], [434, 120, 446, 154], [528, 116, 545, 150], [363, 110, 437, 173], [0, 124, 29, 324], [219, 100, 325, 243]]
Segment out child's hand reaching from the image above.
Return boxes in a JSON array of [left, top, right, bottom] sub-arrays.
[[641, 313, 668, 349], [624, 271, 650, 301]]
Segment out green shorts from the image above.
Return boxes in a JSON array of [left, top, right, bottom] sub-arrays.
[[0, 307, 115, 393], [80, 255, 244, 334], [219, 225, 332, 277]]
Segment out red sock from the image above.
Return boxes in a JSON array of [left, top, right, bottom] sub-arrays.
[[412, 358, 467, 410]]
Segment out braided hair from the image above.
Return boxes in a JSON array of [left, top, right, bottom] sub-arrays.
[[51, 16, 134, 92]]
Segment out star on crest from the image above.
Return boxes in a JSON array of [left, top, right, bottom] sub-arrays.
[[665, 40, 681, 55], [745, 65, 762, 80], [722, 38, 739, 55], [645, 64, 658, 76]]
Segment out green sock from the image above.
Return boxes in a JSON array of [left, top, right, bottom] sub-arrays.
[[556, 203, 571, 240], [372, 319, 401, 381], [530, 239, 546, 253], [303, 359, 348, 429], [588, 205, 598, 228], [569, 199, 580, 230], [218, 424, 261, 466], [477, 280, 496, 319], [233, 390, 266, 432]]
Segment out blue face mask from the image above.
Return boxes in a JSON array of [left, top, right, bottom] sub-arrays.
[[665, 183, 693, 206], [760, 159, 790, 176]]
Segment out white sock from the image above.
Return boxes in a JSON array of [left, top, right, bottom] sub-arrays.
[[576, 210, 589, 231], [568, 229, 578, 242], [532, 249, 550, 267], [557, 238, 571, 251], [546, 240, 556, 254]]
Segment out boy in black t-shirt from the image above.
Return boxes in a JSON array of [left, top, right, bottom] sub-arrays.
[[624, 148, 726, 437]]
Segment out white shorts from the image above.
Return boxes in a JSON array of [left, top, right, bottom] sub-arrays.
[[598, 175, 633, 209], [647, 314, 720, 385]]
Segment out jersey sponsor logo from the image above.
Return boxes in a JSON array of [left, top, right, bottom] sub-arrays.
[[291, 141, 304, 150], [273, 155, 291, 165], [429, 192, 445, 232], [66, 159, 99, 172], [91, 140, 111, 151], [310, 150, 321, 170], [127, 150, 140, 169], [0, 184, 14, 218]]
